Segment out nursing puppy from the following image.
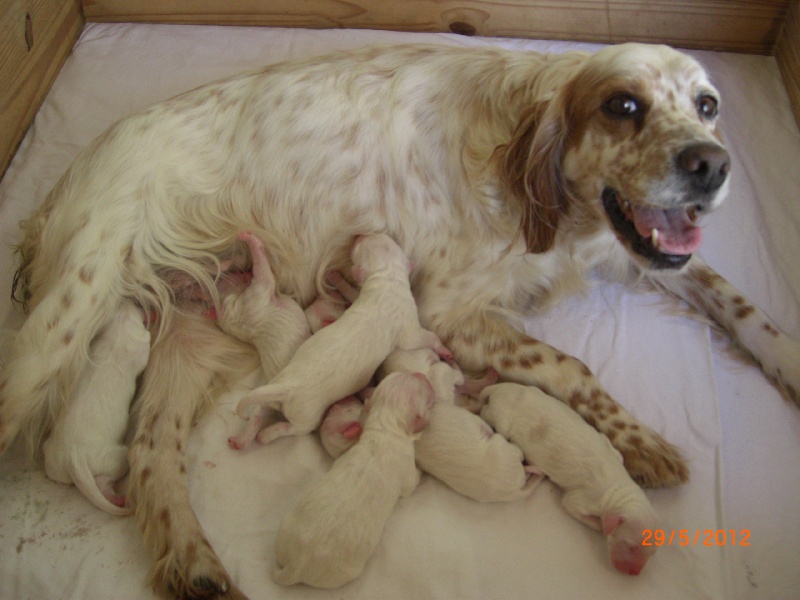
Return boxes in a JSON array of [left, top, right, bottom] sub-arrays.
[[209, 231, 313, 449], [231, 233, 450, 447], [214, 231, 311, 381], [273, 371, 434, 589], [42, 302, 150, 515], [480, 382, 657, 575]]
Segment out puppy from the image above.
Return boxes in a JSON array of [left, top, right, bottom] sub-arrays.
[[232, 233, 450, 447], [273, 372, 434, 589], [42, 302, 150, 515], [215, 231, 311, 380], [415, 402, 541, 503], [479, 382, 657, 575]]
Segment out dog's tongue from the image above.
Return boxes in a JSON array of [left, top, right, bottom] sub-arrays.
[[630, 205, 702, 255]]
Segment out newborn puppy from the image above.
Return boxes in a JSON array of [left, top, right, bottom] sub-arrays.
[[42, 302, 151, 515], [378, 347, 465, 403], [216, 231, 311, 380], [415, 402, 540, 503], [233, 233, 450, 447], [479, 382, 658, 575], [273, 372, 434, 589]]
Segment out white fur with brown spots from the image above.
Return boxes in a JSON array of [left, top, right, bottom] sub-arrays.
[[3, 42, 796, 598]]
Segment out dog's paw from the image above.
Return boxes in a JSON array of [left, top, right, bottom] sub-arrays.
[[152, 537, 247, 600], [616, 427, 689, 488]]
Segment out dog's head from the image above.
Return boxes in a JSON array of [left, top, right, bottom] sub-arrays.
[[504, 43, 729, 271]]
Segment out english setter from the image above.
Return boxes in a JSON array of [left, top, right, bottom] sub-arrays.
[[3, 41, 799, 599]]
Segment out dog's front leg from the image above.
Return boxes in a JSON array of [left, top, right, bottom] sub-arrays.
[[652, 256, 800, 405], [128, 313, 253, 600], [431, 309, 688, 488]]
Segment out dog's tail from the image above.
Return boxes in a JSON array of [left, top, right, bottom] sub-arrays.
[[0, 175, 148, 459], [70, 457, 133, 517]]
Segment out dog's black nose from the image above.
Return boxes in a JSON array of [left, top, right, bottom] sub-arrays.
[[677, 143, 730, 193]]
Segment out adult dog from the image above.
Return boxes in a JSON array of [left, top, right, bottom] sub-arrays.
[[3, 41, 800, 598]]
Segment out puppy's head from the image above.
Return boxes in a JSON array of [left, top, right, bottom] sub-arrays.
[[505, 43, 728, 271], [350, 233, 412, 283], [366, 372, 435, 436], [602, 507, 657, 576]]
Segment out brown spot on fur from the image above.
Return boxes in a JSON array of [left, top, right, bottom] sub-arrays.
[[555, 352, 567, 363], [140, 467, 151, 484], [569, 391, 587, 408], [612, 420, 627, 430], [61, 294, 72, 309], [580, 363, 592, 377], [63, 331, 74, 345], [176, 440, 183, 452], [520, 338, 540, 346], [160, 508, 171, 529], [762, 322, 779, 337], [175, 417, 182, 430], [630, 424, 640, 431], [735, 305, 755, 320], [500, 357, 514, 370], [732, 295, 745, 305], [518, 353, 543, 369], [180, 463, 187, 475], [628, 434, 643, 447], [692, 266, 724, 289], [78, 266, 94, 284]]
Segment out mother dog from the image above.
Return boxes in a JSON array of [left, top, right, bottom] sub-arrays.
[[2, 42, 799, 598]]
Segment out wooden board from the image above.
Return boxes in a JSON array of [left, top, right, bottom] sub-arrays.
[[776, 0, 800, 128], [81, 0, 789, 54], [0, 0, 83, 180]]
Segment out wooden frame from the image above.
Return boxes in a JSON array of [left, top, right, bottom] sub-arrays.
[[2, 0, 799, 180]]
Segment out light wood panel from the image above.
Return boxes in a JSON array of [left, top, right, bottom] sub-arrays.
[[0, 0, 83, 179], [776, 0, 800, 128], [81, 0, 790, 53]]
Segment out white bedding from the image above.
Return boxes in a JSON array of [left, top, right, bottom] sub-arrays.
[[1, 23, 799, 600]]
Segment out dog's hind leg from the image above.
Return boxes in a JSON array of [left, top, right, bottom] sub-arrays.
[[128, 310, 257, 600], [433, 309, 688, 489]]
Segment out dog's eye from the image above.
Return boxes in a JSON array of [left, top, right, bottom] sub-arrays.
[[603, 94, 641, 118], [697, 95, 719, 119]]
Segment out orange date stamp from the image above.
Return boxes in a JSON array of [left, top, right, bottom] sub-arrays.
[[642, 529, 751, 547]]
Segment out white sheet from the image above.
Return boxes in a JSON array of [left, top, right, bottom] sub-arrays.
[[1, 23, 799, 600]]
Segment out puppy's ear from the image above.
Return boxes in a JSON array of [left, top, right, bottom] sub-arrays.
[[602, 512, 624, 536], [501, 94, 573, 254]]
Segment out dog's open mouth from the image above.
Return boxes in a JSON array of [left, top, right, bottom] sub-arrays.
[[601, 188, 701, 269]]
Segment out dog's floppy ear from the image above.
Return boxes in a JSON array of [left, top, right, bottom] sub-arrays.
[[501, 93, 573, 254]]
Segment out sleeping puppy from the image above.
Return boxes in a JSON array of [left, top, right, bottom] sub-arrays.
[[415, 402, 541, 503], [479, 382, 657, 575], [42, 302, 150, 515], [324, 357, 532, 502], [273, 372, 434, 589], [232, 233, 451, 447]]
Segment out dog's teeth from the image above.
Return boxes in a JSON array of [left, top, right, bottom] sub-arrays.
[[651, 228, 660, 249]]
